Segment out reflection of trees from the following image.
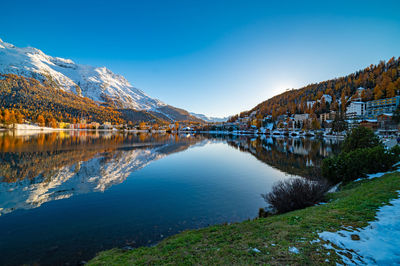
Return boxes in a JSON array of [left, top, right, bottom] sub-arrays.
[[1, 150, 102, 183], [204, 134, 341, 179], [0, 132, 206, 215], [0, 132, 203, 183]]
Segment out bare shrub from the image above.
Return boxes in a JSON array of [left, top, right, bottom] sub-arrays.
[[262, 178, 330, 214]]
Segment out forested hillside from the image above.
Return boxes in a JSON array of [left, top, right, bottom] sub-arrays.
[[0, 74, 124, 125], [0, 74, 203, 126], [230, 57, 400, 121]]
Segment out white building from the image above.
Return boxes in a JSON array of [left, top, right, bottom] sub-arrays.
[[321, 94, 332, 103], [346, 101, 366, 118], [306, 101, 316, 108], [294, 114, 309, 122], [357, 87, 365, 96]]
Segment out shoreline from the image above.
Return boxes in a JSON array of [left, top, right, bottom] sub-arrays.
[[2, 125, 394, 143], [88, 171, 400, 265]]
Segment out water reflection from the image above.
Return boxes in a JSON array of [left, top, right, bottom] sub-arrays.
[[203, 134, 341, 179], [0, 132, 203, 216], [0, 132, 341, 265], [0, 133, 341, 216]]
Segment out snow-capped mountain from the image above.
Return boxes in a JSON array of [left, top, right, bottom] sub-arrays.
[[190, 112, 228, 123], [0, 38, 165, 110], [0, 38, 206, 121]]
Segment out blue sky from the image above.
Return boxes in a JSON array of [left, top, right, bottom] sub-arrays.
[[1, 0, 400, 117]]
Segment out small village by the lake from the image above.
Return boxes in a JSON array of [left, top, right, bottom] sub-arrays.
[[1, 1, 400, 265]]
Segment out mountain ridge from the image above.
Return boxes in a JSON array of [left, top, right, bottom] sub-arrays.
[[189, 112, 228, 123], [0, 38, 204, 123], [229, 57, 400, 121]]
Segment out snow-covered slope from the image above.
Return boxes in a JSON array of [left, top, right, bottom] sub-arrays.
[[0, 38, 170, 112], [190, 112, 228, 123]]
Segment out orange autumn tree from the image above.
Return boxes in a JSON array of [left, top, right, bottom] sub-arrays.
[[36, 115, 45, 127], [139, 122, 147, 130]]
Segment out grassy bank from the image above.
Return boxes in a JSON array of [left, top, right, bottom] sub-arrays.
[[89, 172, 400, 265]]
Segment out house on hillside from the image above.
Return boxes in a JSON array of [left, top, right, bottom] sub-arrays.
[[102, 122, 112, 129], [90, 122, 100, 129], [321, 94, 332, 104], [293, 114, 309, 129], [356, 87, 365, 96], [294, 114, 309, 122], [319, 111, 336, 123], [377, 113, 397, 130], [306, 101, 316, 109], [359, 119, 378, 131], [366, 96, 400, 119], [249, 111, 257, 118], [346, 101, 366, 119]]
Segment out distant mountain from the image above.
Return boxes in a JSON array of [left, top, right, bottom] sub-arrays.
[[190, 112, 228, 123], [0, 38, 201, 123]]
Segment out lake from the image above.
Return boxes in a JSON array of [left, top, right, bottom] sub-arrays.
[[0, 131, 341, 265]]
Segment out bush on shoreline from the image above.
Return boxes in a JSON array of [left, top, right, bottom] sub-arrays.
[[342, 126, 381, 153], [262, 178, 330, 214], [322, 145, 399, 183], [322, 126, 399, 184]]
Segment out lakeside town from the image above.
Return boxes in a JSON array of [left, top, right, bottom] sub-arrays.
[[2, 1, 400, 265], [201, 88, 400, 139], [3, 87, 399, 146]]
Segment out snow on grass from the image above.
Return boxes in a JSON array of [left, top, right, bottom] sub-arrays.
[[318, 191, 400, 265], [251, 248, 261, 253], [309, 239, 320, 244], [288, 247, 299, 254], [354, 168, 399, 182]]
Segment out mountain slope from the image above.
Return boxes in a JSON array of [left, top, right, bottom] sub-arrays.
[[190, 112, 228, 123], [0, 38, 202, 122], [0, 74, 124, 124], [230, 57, 400, 121]]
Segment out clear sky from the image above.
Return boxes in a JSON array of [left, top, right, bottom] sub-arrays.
[[1, 0, 400, 117]]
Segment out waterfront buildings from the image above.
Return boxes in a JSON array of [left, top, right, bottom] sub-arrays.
[[365, 96, 400, 119]]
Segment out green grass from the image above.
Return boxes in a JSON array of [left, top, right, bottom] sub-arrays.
[[89, 172, 400, 265]]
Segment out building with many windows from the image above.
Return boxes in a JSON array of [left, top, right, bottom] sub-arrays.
[[366, 96, 400, 119], [346, 101, 366, 119], [319, 111, 336, 123]]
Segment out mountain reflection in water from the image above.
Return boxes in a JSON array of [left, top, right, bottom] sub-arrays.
[[0, 132, 202, 216], [0, 132, 341, 265]]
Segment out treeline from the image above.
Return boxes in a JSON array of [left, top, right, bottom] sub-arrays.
[[0, 74, 124, 125], [230, 57, 400, 121], [0, 109, 25, 125]]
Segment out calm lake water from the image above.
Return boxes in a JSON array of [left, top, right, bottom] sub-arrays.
[[0, 131, 341, 265]]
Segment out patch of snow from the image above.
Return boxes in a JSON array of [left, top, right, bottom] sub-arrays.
[[310, 239, 320, 244], [328, 182, 341, 193], [318, 192, 400, 265], [251, 248, 261, 253], [355, 170, 397, 182], [288, 246, 299, 254]]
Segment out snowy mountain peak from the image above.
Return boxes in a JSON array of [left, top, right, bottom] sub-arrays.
[[190, 112, 228, 123], [0, 38, 167, 111]]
